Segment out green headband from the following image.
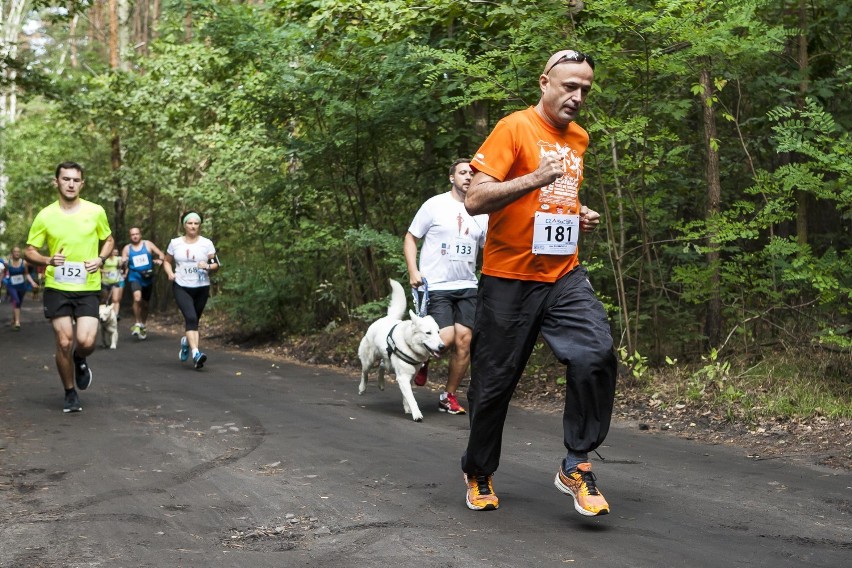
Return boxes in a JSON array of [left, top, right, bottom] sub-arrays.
[[183, 212, 201, 224]]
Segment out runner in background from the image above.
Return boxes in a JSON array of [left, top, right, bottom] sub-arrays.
[[404, 158, 487, 415], [121, 227, 165, 340], [3, 246, 39, 330], [100, 248, 125, 317], [163, 211, 219, 370]]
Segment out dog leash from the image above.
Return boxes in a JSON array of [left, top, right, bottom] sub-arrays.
[[411, 277, 429, 317]]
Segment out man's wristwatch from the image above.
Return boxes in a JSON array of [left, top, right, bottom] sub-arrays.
[[99, 255, 107, 264]]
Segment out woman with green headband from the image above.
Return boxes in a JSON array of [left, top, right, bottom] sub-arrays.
[[163, 210, 219, 370]]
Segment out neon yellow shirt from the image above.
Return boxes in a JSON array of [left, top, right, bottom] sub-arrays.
[[27, 199, 112, 292], [101, 255, 122, 285]]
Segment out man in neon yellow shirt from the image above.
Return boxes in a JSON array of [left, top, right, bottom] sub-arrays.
[[25, 162, 114, 413]]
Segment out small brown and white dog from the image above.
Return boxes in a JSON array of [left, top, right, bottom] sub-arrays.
[[98, 304, 118, 350], [358, 279, 444, 421]]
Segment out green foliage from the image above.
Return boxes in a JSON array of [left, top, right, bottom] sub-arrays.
[[768, 97, 852, 206], [618, 347, 651, 384], [683, 348, 748, 408], [1, 0, 849, 364], [344, 227, 407, 278], [351, 298, 391, 325], [0, 100, 99, 248], [691, 348, 732, 390]]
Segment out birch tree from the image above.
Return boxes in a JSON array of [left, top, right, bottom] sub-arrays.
[[0, 0, 28, 238], [1, 0, 28, 124]]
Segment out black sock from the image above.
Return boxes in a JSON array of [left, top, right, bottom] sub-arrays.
[[65, 388, 76, 395]]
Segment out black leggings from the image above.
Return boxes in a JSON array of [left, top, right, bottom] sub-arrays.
[[173, 283, 210, 331]]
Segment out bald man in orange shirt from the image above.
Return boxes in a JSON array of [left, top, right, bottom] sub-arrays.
[[460, 50, 616, 517]]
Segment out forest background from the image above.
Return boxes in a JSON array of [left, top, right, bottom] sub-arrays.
[[0, 1, 849, 426]]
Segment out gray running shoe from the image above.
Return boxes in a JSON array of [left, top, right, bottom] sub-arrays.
[[63, 390, 82, 413]]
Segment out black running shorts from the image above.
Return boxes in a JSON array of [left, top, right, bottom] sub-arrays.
[[43, 289, 100, 319], [426, 288, 478, 330], [130, 280, 154, 302]]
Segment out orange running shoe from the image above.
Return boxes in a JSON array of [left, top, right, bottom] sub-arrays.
[[464, 474, 499, 511], [554, 462, 610, 516]]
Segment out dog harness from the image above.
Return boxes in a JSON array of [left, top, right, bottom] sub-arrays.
[[385, 324, 423, 366]]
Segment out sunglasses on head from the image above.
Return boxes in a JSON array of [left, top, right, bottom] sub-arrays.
[[545, 50, 596, 74]]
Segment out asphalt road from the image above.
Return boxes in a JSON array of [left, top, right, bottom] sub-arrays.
[[1, 305, 850, 568]]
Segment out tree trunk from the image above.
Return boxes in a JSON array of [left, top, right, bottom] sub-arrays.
[[699, 65, 722, 348], [471, 100, 489, 142], [118, 0, 131, 71], [419, 119, 437, 203], [109, 0, 126, 238], [69, 12, 79, 68], [87, 1, 103, 59], [453, 107, 471, 158], [133, 0, 157, 54], [795, 0, 809, 246], [108, 0, 119, 69], [185, 2, 192, 43], [1, 0, 28, 123], [152, 0, 161, 41], [607, 136, 632, 356], [112, 134, 126, 238]]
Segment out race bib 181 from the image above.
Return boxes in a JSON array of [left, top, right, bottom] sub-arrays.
[[532, 212, 579, 255]]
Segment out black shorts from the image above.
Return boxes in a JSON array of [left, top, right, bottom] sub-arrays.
[[43, 289, 100, 319], [426, 288, 478, 330], [101, 282, 122, 296], [130, 280, 153, 302]]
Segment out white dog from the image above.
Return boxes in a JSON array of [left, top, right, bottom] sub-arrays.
[[358, 279, 445, 421], [98, 304, 118, 350]]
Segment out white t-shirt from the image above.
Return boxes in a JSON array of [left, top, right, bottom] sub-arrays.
[[408, 191, 488, 291], [167, 236, 216, 288]]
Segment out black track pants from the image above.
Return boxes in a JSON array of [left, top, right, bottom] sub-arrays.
[[461, 267, 617, 476]]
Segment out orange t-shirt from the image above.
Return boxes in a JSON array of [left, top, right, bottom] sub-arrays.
[[470, 107, 589, 283]]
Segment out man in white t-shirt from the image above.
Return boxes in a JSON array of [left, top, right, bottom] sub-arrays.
[[404, 159, 488, 415]]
